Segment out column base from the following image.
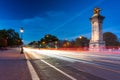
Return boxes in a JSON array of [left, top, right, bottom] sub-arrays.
[[89, 41, 105, 51]]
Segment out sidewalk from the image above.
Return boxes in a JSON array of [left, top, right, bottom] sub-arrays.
[[0, 48, 32, 80]]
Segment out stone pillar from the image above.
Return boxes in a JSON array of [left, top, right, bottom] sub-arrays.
[[89, 8, 105, 51]]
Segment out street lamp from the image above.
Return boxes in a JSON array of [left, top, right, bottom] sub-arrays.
[[55, 41, 58, 49], [20, 27, 24, 33], [20, 27, 24, 40], [79, 36, 82, 39], [20, 27, 24, 54]]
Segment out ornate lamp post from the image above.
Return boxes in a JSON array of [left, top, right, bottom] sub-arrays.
[[20, 27, 24, 53], [55, 41, 58, 49]]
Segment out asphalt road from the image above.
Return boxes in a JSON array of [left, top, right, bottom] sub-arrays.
[[25, 48, 120, 80]]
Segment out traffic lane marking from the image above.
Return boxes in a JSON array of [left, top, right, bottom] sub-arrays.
[[25, 50, 77, 80], [41, 59, 77, 80], [24, 52, 40, 80]]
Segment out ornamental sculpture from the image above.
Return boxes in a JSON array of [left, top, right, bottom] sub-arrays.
[[94, 8, 101, 15]]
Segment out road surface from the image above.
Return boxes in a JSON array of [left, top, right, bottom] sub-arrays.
[[24, 48, 120, 80]]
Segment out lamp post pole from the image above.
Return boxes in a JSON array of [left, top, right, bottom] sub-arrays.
[[55, 41, 58, 49], [20, 27, 24, 54]]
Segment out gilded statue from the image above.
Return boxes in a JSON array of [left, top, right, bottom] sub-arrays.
[[94, 8, 101, 15]]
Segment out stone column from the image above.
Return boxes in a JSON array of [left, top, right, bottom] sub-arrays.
[[89, 8, 105, 51]]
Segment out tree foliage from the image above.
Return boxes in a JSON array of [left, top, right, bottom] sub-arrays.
[[103, 32, 119, 47], [74, 36, 89, 47], [28, 41, 36, 45], [41, 34, 58, 43], [57, 36, 90, 48], [58, 40, 72, 48], [0, 29, 21, 48], [28, 34, 60, 48]]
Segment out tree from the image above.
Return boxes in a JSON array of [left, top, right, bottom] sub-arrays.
[[103, 32, 119, 48], [74, 36, 89, 47], [39, 34, 59, 48], [0, 29, 8, 48], [0, 29, 21, 48], [28, 41, 36, 45], [7, 29, 22, 47], [28, 41, 39, 48], [58, 40, 71, 48]]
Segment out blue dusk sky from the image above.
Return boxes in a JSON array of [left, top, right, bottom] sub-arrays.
[[0, 0, 120, 44]]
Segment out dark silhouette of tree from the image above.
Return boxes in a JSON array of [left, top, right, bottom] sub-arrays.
[[74, 36, 89, 47], [0, 29, 8, 48], [103, 32, 119, 48], [0, 29, 21, 48], [7, 29, 21, 47], [28, 41, 36, 45], [28, 41, 39, 48], [57, 37, 89, 48], [58, 39, 71, 48], [39, 34, 59, 48]]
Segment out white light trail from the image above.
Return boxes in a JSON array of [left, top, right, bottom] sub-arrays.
[[24, 48, 77, 80]]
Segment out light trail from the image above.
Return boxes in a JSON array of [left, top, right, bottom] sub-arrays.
[[24, 48, 81, 62], [24, 48, 120, 62], [24, 48, 120, 80], [24, 48, 77, 80], [24, 48, 120, 76]]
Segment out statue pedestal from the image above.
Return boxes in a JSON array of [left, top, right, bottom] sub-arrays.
[[89, 8, 105, 51], [89, 40, 105, 51]]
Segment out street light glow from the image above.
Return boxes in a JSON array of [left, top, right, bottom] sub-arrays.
[[42, 41, 45, 44], [20, 27, 24, 53], [79, 36, 82, 39], [20, 27, 24, 33]]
